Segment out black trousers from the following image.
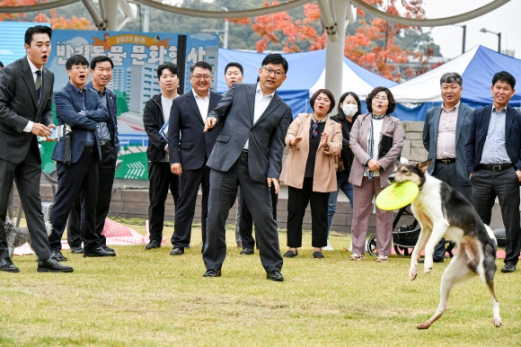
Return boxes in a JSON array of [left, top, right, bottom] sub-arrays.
[[287, 177, 330, 248], [471, 168, 521, 265], [172, 165, 210, 249], [203, 154, 283, 273], [0, 138, 51, 260], [49, 147, 99, 251], [239, 184, 278, 249], [432, 162, 473, 258], [68, 145, 117, 247], [148, 161, 179, 242]]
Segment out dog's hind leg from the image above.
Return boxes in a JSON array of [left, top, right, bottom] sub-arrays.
[[417, 248, 471, 329], [480, 246, 502, 327]]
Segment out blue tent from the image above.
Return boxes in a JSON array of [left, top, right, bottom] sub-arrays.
[[389, 46, 521, 121], [217, 48, 396, 116]]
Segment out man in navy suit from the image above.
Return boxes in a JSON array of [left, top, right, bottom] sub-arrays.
[[168, 61, 223, 255], [0, 25, 72, 273], [67, 56, 119, 256], [203, 54, 292, 281], [423, 72, 473, 262], [466, 71, 521, 274], [49, 55, 114, 260]]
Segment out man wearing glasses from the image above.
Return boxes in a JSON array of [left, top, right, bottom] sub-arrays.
[[168, 61, 222, 255], [203, 54, 292, 281]]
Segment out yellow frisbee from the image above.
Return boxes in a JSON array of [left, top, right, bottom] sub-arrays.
[[375, 182, 420, 211]]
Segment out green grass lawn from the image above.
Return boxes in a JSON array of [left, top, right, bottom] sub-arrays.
[[1, 219, 520, 346]]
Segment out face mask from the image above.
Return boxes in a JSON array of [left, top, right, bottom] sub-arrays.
[[342, 104, 358, 117]]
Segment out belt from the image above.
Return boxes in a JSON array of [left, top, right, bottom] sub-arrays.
[[436, 158, 456, 164], [100, 140, 113, 147], [241, 149, 248, 156], [479, 163, 513, 171]]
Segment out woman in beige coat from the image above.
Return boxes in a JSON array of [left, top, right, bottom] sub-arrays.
[[280, 89, 342, 259], [348, 87, 404, 262]]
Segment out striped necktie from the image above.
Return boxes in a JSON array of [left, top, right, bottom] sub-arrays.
[[35, 70, 42, 100]]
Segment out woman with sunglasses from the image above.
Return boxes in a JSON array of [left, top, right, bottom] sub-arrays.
[[280, 89, 342, 259]]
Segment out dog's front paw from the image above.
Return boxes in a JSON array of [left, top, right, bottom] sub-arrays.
[[409, 267, 417, 281], [423, 260, 433, 273], [494, 316, 502, 327]]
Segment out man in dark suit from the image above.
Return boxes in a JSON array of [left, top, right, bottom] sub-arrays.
[[168, 61, 223, 255], [143, 63, 180, 250], [466, 71, 521, 274], [49, 54, 113, 260], [67, 56, 119, 256], [0, 25, 72, 273], [422, 72, 473, 262], [203, 54, 292, 281]]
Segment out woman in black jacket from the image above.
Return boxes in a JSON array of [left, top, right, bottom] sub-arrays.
[[324, 92, 361, 250]]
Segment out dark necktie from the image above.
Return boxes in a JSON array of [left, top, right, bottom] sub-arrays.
[[35, 70, 42, 100]]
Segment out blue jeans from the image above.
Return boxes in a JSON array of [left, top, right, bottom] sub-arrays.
[[327, 179, 354, 237]]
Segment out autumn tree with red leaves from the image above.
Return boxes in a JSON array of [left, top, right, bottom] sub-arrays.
[[0, 0, 94, 30], [230, 0, 437, 81]]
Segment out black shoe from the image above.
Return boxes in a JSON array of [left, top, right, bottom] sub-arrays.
[[203, 269, 221, 277], [283, 250, 298, 258], [313, 251, 325, 259], [69, 246, 84, 254], [84, 246, 116, 257], [501, 264, 516, 273], [51, 250, 68, 262], [266, 271, 284, 282], [145, 240, 161, 250], [419, 257, 444, 263], [170, 247, 184, 256], [240, 248, 254, 255], [102, 245, 115, 253], [37, 258, 74, 273], [0, 257, 19, 273]]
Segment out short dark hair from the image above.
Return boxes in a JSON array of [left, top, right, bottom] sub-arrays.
[[0, 61, 4, 68], [492, 71, 516, 89], [157, 63, 178, 79], [190, 61, 212, 73], [366, 86, 396, 115], [310, 89, 336, 114], [25, 25, 52, 46], [90, 55, 114, 70], [262, 53, 288, 74], [338, 91, 362, 118], [65, 55, 89, 70], [440, 72, 463, 87], [225, 62, 243, 75]]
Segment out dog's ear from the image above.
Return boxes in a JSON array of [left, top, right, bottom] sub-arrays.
[[416, 159, 432, 174]]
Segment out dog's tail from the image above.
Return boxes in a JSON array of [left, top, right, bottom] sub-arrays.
[[484, 224, 498, 247]]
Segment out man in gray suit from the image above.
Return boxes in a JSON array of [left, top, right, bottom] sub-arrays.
[[0, 26, 73, 273], [203, 54, 292, 281], [422, 72, 473, 262]]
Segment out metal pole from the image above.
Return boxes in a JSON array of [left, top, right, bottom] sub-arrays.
[[104, 0, 119, 31], [222, 7, 229, 49], [324, 0, 347, 104], [143, 5, 150, 32], [462, 24, 466, 54], [498, 32, 501, 53]]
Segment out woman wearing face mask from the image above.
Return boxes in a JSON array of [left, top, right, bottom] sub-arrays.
[[323, 92, 361, 251], [349, 87, 403, 262]]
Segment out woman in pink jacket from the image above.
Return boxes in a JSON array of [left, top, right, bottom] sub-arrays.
[[280, 89, 342, 259], [348, 87, 404, 262]]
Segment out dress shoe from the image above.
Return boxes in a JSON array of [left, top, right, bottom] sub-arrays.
[[203, 269, 221, 277], [313, 251, 325, 259], [501, 264, 516, 273], [51, 250, 68, 262], [170, 247, 184, 256], [145, 240, 161, 250], [69, 246, 84, 254], [266, 271, 284, 282], [0, 257, 19, 273], [419, 257, 444, 263], [283, 250, 298, 258], [37, 258, 73, 273], [102, 245, 115, 253], [240, 248, 254, 255], [84, 246, 116, 257]]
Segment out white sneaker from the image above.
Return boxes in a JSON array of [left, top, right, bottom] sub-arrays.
[[322, 240, 334, 251]]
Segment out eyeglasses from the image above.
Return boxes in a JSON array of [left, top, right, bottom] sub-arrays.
[[191, 74, 212, 80], [262, 66, 285, 77]]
